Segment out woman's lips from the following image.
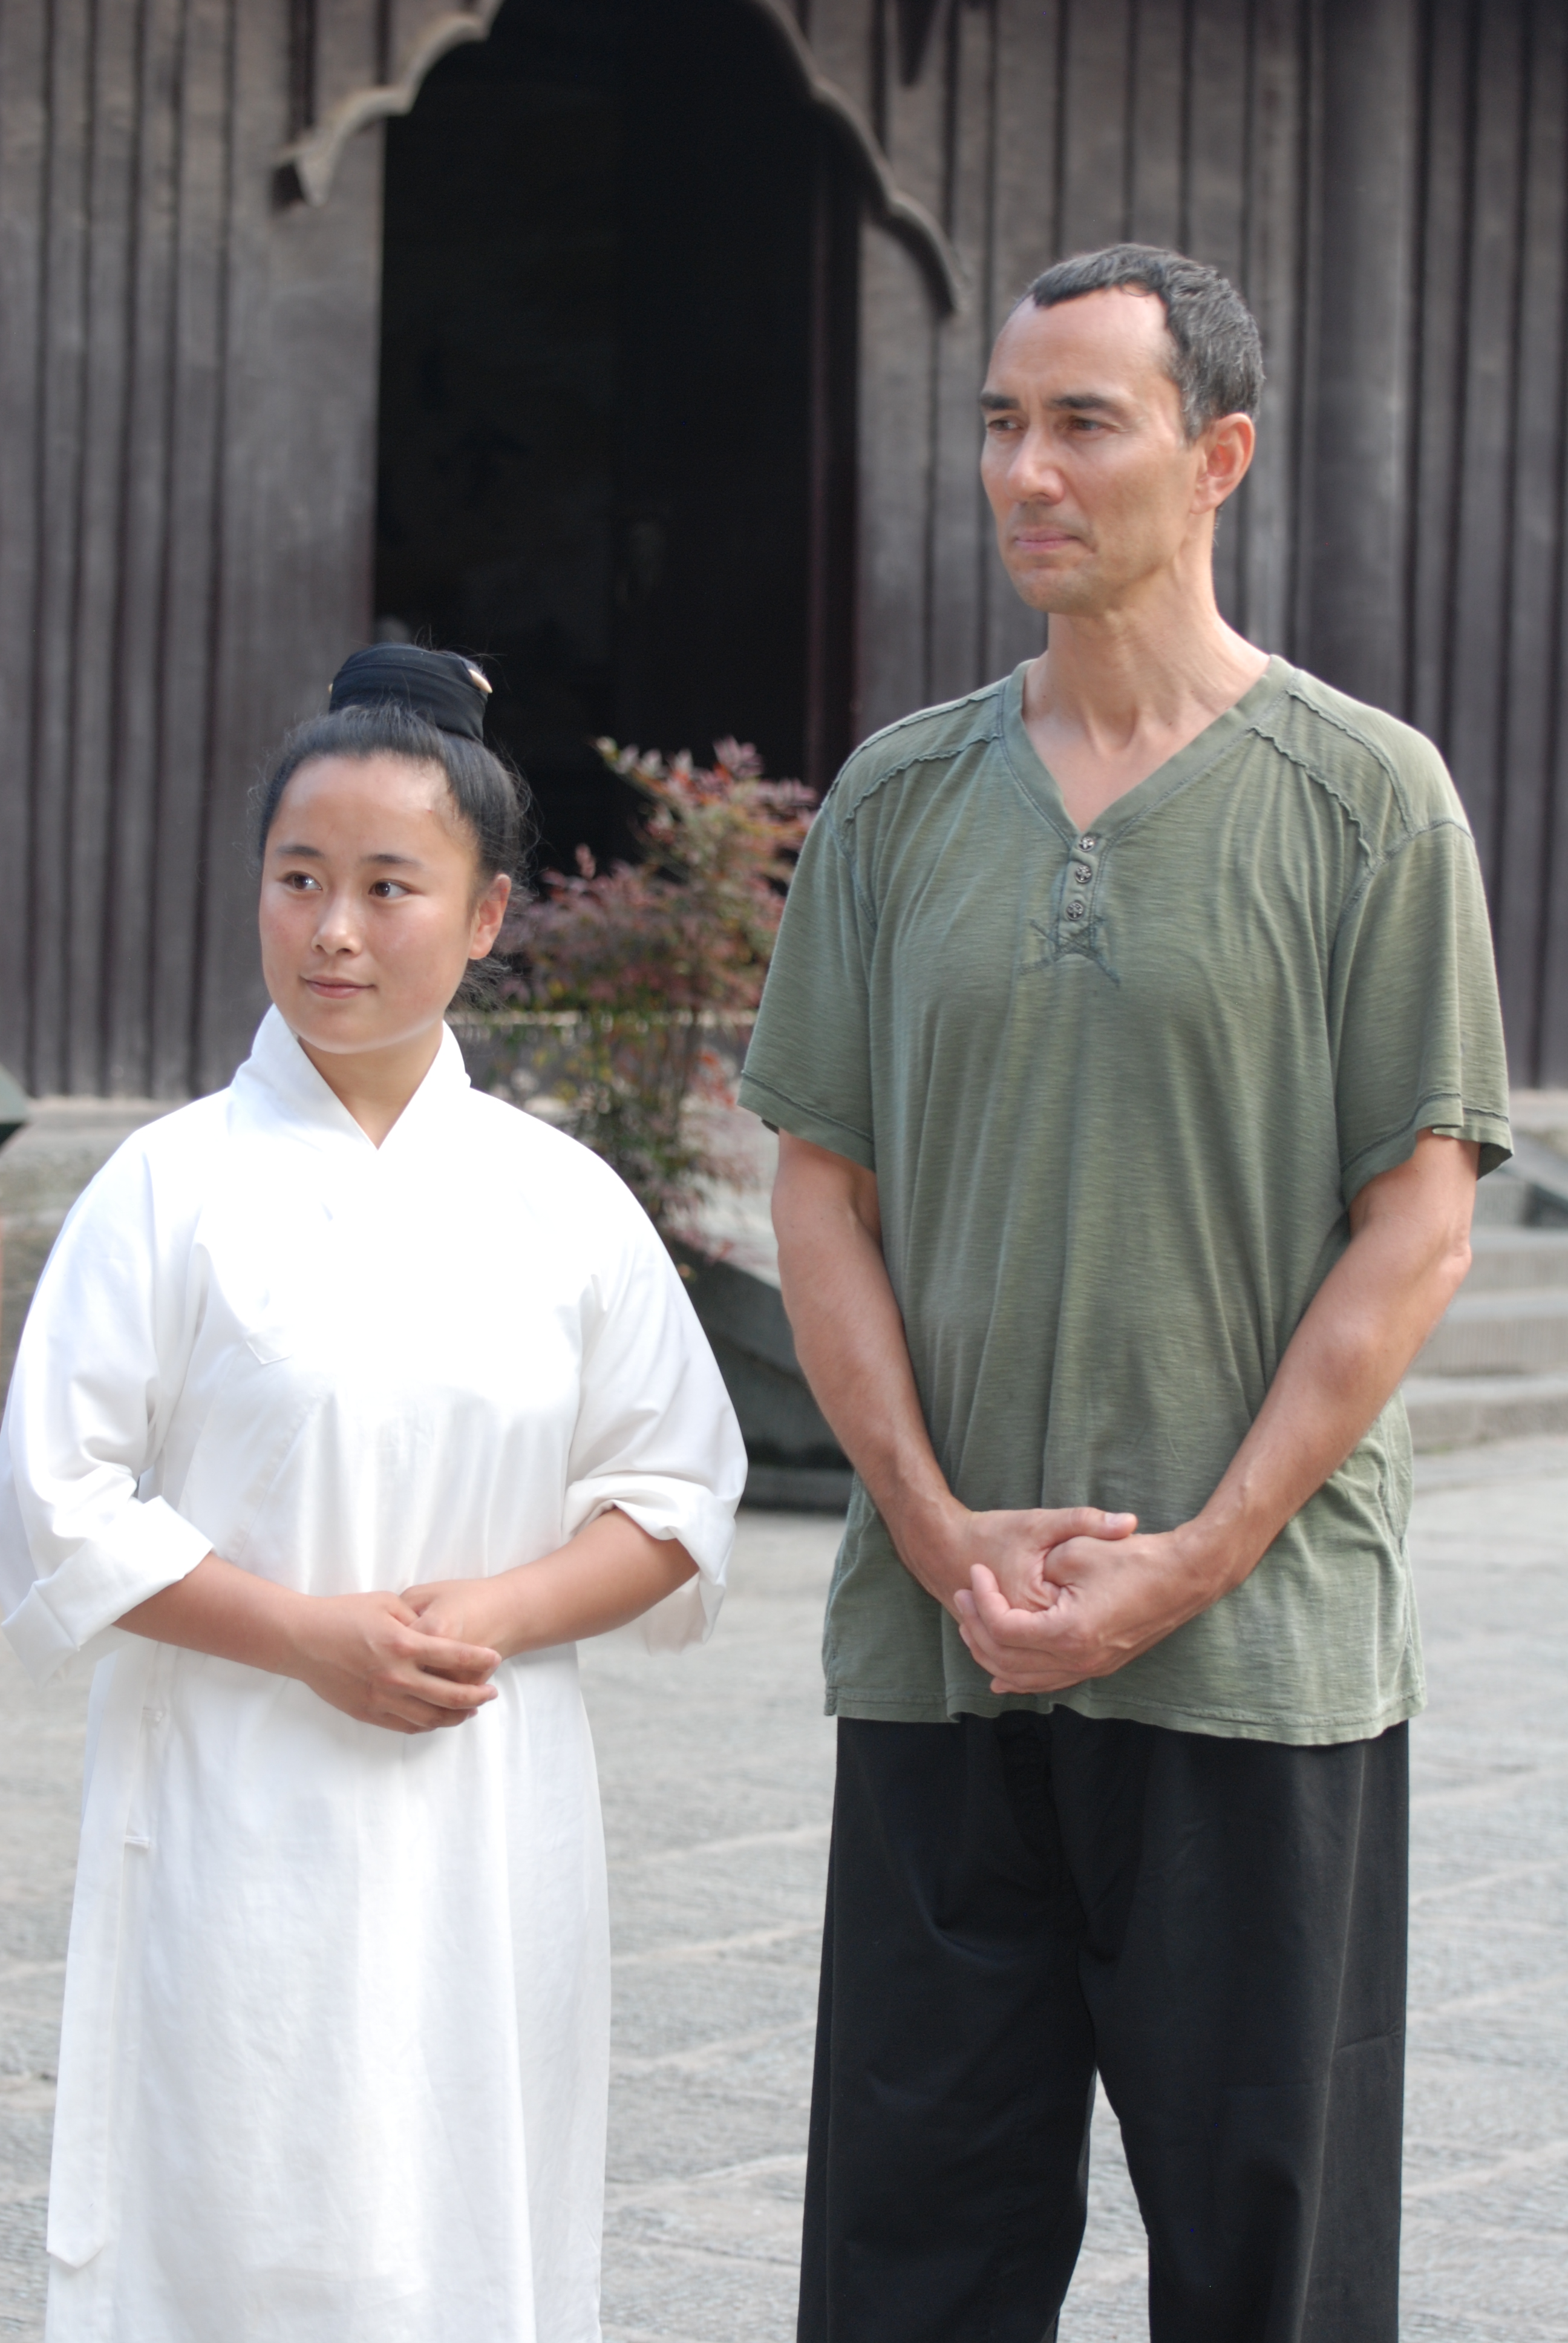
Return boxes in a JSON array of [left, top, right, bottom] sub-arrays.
[[304, 978, 368, 998]]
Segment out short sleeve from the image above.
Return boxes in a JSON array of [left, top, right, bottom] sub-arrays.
[[563, 1182, 748, 1650], [1330, 819, 1512, 1204], [737, 804, 878, 1168]]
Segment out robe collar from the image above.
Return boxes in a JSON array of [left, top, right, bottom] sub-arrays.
[[234, 1005, 472, 1156]]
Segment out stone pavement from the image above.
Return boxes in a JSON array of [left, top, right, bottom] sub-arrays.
[[3, 1453, 1567, 2339]]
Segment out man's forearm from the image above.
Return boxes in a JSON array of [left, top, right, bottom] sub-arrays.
[[774, 1172, 966, 1601], [1180, 1134, 1479, 1595], [772, 1137, 1138, 1613]]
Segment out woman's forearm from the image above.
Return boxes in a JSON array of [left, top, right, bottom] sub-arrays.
[[118, 1557, 503, 1734], [119, 1555, 307, 1671], [402, 1509, 698, 1655], [503, 1510, 697, 1649]]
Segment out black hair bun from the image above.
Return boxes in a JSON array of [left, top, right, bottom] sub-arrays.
[[328, 644, 492, 741]]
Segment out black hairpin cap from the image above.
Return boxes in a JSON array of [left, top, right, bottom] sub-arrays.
[[328, 644, 492, 741]]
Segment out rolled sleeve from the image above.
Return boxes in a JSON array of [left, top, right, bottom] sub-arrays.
[[563, 1184, 747, 1651], [1, 1470, 212, 1686], [0, 1148, 211, 1686]]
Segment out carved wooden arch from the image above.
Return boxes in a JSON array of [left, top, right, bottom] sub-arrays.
[[278, 0, 965, 313]]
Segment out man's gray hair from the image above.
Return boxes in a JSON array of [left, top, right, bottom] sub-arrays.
[[1024, 244, 1264, 440]]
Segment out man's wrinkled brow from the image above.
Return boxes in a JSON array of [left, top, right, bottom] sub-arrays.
[[979, 388, 1127, 416]]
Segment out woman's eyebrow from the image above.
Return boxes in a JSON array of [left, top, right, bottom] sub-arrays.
[[270, 842, 425, 868]]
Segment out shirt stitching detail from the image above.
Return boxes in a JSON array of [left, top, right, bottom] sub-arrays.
[[1331, 814, 1478, 929], [817, 804, 880, 931], [1002, 699, 1269, 853], [1274, 675, 1417, 826], [1241, 721, 1382, 862], [1025, 914, 1120, 983], [832, 688, 1007, 830]]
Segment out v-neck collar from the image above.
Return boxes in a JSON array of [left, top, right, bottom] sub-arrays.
[[235, 1005, 472, 1158], [999, 654, 1292, 844]]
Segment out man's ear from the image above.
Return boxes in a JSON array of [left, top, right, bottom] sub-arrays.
[[1196, 412, 1256, 513]]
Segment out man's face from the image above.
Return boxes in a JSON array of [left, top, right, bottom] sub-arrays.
[[979, 288, 1214, 615]]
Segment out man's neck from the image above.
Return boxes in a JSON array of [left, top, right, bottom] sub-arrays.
[[1021, 577, 1270, 831]]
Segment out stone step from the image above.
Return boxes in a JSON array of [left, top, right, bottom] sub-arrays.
[[1464, 1226, 1568, 1290], [1403, 1371, 1568, 1450], [1417, 1288, 1568, 1375], [1404, 1219, 1568, 1444]]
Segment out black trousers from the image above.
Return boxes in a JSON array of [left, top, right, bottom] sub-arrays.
[[799, 1710, 1408, 2343]]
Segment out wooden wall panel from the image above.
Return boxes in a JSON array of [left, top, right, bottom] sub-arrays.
[[855, 0, 943, 733], [1536, 362, 1568, 1077], [926, 1, 999, 706], [854, 0, 1308, 736], [104, 0, 185, 1100], [67, 3, 139, 1097], [151, 0, 240, 1099], [1443, 0, 1527, 891], [1184, 0, 1250, 619], [7, 0, 1568, 1085], [1058, 0, 1133, 257], [103, 0, 174, 1096], [195, 13, 382, 1094], [798, 0, 879, 120], [981, 0, 1057, 680], [27, 0, 93, 1095], [1126, 0, 1184, 249], [857, 228, 936, 734], [1233, 0, 1305, 654], [1405, 0, 1472, 753], [0, 0, 381, 1099], [1186, 0, 1249, 280], [1388, 0, 1568, 1077], [847, 0, 1568, 1078], [1296, 0, 1424, 711], [0, 1, 47, 1075], [1492, 2, 1568, 1075]]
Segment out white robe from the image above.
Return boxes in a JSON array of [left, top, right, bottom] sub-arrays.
[[0, 1009, 746, 2343]]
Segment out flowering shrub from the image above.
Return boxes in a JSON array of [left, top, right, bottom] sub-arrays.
[[502, 738, 813, 1239]]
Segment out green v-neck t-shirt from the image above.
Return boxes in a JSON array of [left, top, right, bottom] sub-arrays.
[[737, 657, 1511, 1744]]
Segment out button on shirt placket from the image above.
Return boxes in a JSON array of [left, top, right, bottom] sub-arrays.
[[1060, 833, 1100, 940]]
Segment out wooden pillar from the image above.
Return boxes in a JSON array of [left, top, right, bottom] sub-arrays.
[[1294, 0, 1422, 713]]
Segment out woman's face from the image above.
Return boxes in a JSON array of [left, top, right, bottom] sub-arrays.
[[259, 754, 511, 1063]]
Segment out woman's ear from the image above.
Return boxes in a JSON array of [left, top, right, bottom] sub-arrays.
[[469, 871, 512, 960]]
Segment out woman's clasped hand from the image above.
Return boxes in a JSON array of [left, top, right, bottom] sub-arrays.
[[285, 1587, 502, 1734]]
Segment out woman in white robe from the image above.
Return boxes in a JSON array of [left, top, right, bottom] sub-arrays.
[[0, 645, 747, 2343]]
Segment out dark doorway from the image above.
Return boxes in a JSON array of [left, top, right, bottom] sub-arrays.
[[375, 0, 858, 873]]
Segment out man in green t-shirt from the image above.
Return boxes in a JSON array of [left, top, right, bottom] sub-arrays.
[[738, 246, 1509, 2343]]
